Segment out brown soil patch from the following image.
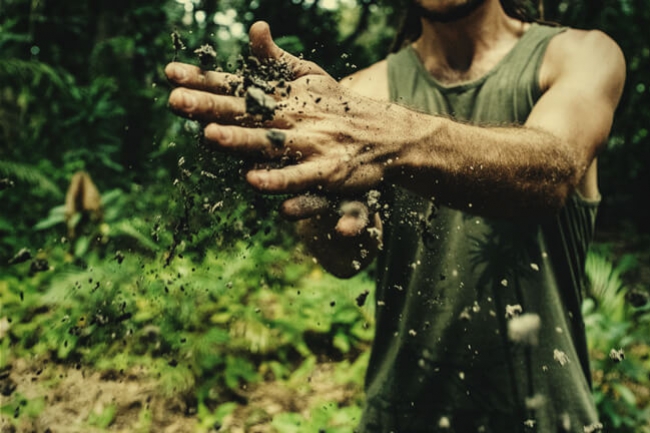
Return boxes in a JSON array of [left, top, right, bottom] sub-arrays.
[[1, 359, 197, 433], [1, 359, 360, 433]]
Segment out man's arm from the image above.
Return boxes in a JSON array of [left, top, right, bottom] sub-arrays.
[[235, 29, 624, 219], [169, 26, 623, 219], [383, 29, 625, 218], [165, 23, 625, 268]]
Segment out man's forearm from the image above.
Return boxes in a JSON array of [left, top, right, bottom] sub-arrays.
[[385, 114, 587, 218]]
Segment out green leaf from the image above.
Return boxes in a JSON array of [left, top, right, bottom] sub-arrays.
[[33, 205, 66, 230], [0, 160, 62, 197], [87, 404, 117, 428], [333, 332, 351, 354], [112, 220, 159, 251], [612, 382, 637, 407]]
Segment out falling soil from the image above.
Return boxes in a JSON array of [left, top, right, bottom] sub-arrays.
[[0, 178, 15, 190], [231, 54, 294, 122], [194, 44, 217, 67], [7, 248, 31, 265], [245, 87, 277, 121]]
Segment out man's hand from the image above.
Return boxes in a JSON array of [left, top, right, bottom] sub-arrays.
[[165, 22, 399, 200], [165, 21, 397, 240]]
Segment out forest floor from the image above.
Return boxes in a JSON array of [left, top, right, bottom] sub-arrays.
[[1, 357, 356, 433], [2, 230, 648, 433]]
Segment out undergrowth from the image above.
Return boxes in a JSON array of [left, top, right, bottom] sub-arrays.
[[1, 229, 375, 431]]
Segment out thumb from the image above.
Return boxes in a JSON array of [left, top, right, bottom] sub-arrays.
[[248, 21, 327, 78], [335, 201, 370, 237]]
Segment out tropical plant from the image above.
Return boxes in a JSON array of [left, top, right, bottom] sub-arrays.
[[584, 248, 650, 432]]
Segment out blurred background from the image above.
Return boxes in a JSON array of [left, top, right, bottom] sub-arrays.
[[1, 0, 649, 431]]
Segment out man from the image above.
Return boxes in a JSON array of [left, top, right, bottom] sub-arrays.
[[165, 0, 625, 431]]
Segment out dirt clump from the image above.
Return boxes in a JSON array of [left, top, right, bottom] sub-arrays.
[[245, 87, 277, 121], [194, 44, 217, 67], [234, 56, 294, 121]]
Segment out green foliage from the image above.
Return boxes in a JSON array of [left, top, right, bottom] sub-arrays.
[[584, 248, 650, 432], [87, 404, 118, 429], [0, 393, 46, 422], [1, 0, 650, 431], [2, 230, 373, 429], [34, 187, 159, 258]]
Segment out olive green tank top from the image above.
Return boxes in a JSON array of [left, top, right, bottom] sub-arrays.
[[359, 24, 602, 433]]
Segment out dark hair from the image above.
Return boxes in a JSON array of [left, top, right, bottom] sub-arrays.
[[390, 0, 539, 52]]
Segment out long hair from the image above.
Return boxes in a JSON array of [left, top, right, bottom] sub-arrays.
[[390, 0, 540, 52]]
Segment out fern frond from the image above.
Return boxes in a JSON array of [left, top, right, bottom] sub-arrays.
[[112, 220, 159, 251], [585, 249, 628, 321], [0, 59, 73, 94], [0, 160, 62, 197]]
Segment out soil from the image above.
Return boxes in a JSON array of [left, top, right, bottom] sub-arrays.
[[0, 359, 357, 433], [235, 55, 294, 122]]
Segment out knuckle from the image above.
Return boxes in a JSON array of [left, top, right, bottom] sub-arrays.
[[328, 162, 349, 187]]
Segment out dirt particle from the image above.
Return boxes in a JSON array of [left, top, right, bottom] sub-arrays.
[[553, 349, 570, 366], [609, 348, 625, 362], [0, 376, 17, 397], [266, 129, 286, 148], [523, 419, 536, 428], [507, 313, 541, 345], [355, 290, 370, 307], [583, 422, 604, 433], [194, 44, 217, 67], [0, 177, 15, 190], [525, 393, 546, 410], [504, 304, 523, 319], [29, 258, 49, 275], [246, 87, 277, 120], [8, 247, 31, 265], [171, 30, 186, 51]]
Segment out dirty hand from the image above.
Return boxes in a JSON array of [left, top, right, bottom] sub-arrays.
[[165, 21, 398, 235]]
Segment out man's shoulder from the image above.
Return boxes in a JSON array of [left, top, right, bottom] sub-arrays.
[[339, 59, 389, 101], [539, 26, 625, 91], [548, 26, 621, 54]]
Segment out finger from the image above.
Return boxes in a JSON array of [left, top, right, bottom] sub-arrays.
[[280, 194, 331, 220], [168, 88, 246, 123], [248, 21, 328, 78], [204, 124, 295, 157], [336, 201, 370, 236], [165, 62, 242, 94], [246, 160, 337, 194], [335, 214, 369, 237]]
